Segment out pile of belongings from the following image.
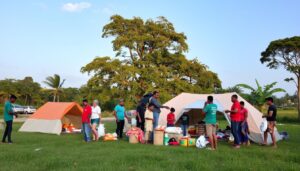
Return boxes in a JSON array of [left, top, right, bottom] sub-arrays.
[[103, 133, 118, 141], [165, 127, 182, 134], [188, 126, 196, 135], [62, 124, 81, 133], [97, 124, 105, 138], [126, 127, 145, 143], [168, 137, 179, 146], [216, 126, 231, 140], [196, 136, 209, 148]]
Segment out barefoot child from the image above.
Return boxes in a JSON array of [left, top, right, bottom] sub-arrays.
[[145, 104, 154, 143]]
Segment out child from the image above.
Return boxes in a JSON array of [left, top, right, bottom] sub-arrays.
[[167, 108, 176, 127], [180, 112, 189, 136], [144, 103, 154, 143]]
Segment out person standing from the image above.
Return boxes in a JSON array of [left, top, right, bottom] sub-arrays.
[[203, 96, 218, 150], [82, 99, 92, 142], [167, 108, 176, 127], [225, 94, 242, 149], [150, 91, 170, 130], [91, 100, 101, 141], [144, 104, 154, 143], [2, 95, 18, 144], [179, 113, 189, 136], [113, 99, 127, 139], [240, 101, 250, 146], [263, 97, 277, 148], [136, 101, 146, 132]]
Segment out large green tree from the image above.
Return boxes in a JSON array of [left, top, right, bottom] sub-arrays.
[[236, 79, 286, 111], [0, 77, 42, 105], [81, 15, 221, 109], [43, 74, 66, 102], [261, 36, 300, 120]]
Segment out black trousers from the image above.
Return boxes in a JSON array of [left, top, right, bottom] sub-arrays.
[[2, 120, 13, 143], [136, 117, 145, 132], [116, 120, 125, 138]]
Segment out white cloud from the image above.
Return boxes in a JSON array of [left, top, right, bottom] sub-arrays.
[[62, 2, 91, 12]]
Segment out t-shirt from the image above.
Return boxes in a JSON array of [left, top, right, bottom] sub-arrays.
[[230, 101, 242, 122], [82, 105, 92, 123], [136, 105, 146, 119], [240, 108, 248, 122], [267, 104, 277, 121], [167, 113, 175, 125], [4, 101, 13, 122], [203, 103, 217, 124], [180, 114, 189, 125], [145, 109, 153, 131], [114, 104, 125, 120], [91, 106, 101, 119], [150, 98, 161, 113]]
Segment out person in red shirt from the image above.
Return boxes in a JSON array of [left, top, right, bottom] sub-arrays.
[[167, 108, 176, 127], [82, 99, 92, 142], [240, 101, 250, 146], [225, 94, 242, 149]]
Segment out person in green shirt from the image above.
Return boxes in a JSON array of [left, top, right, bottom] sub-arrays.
[[203, 96, 218, 150], [2, 95, 18, 144]]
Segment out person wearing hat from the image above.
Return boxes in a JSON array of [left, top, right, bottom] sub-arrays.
[[113, 99, 128, 139], [91, 100, 101, 141], [82, 99, 92, 142], [2, 95, 18, 144]]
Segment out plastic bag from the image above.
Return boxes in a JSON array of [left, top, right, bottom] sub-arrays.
[[260, 118, 267, 132], [98, 124, 105, 137], [196, 136, 208, 149]]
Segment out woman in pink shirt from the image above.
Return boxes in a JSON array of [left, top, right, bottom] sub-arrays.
[[240, 101, 250, 145]]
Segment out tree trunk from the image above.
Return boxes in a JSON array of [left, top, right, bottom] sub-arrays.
[[53, 93, 56, 102], [57, 95, 60, 102], [297, 76, 300, 121]]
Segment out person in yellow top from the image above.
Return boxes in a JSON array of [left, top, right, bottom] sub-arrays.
[[144, 103, 154, 143]]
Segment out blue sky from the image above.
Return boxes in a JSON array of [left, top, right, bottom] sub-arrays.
[[0, 0, 299, 96]]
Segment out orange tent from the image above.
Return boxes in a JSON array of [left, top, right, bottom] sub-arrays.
[[19, 102, 83, 135]]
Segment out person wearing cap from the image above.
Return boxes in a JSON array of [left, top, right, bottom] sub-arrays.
[[82, 99, 92, 142], [2, 95, 18, 144], [91, 100, 101, 141], [113, 99, 128, 139]]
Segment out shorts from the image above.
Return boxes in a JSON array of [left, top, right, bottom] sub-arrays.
[[91, 118, 100, 125], [266, 121, 276, 133], [206, 124, 216, 137]]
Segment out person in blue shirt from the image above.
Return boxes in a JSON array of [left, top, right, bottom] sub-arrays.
[[2, 95, 18, 144], [150, 91, 170, 129], [113, 99, 128, 139]]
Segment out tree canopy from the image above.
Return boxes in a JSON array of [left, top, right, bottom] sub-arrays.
[[261, 36, 300, 120], [81, 15, 221, 109]]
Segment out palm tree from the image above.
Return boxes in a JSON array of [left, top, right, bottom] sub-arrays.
[[43, 74, 66, 102], [236, 79, 286, 111]]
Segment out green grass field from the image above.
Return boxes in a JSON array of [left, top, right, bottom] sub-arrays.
[[0, 116, 300, 171]]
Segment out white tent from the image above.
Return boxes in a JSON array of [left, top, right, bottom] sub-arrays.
[[159, 93, 281, 144]]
